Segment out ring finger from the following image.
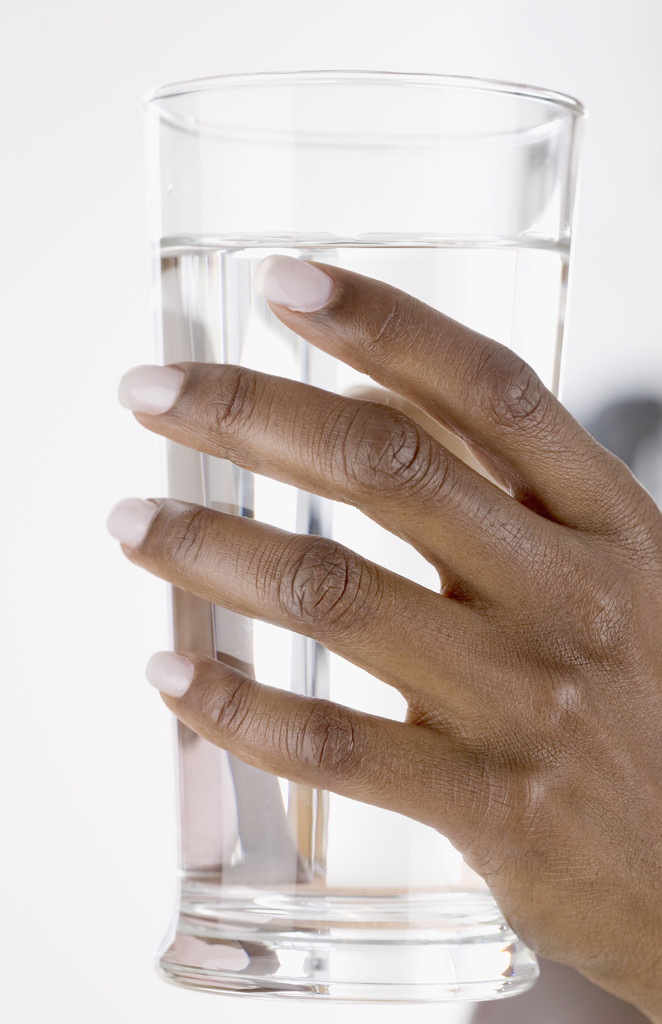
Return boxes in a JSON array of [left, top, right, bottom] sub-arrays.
[[107, 496, 505, 718]]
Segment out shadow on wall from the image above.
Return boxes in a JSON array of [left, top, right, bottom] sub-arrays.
[[586, 395, 662, 506], [470, 393, 662, 1024]]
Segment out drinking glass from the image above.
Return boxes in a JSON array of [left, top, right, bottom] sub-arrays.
[[142, 70, 583, 1001]]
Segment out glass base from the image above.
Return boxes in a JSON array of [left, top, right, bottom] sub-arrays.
[[156, 885, 539, 1002]]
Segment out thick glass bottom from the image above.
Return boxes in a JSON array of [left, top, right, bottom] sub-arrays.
[[157, 884, 538, 1002]]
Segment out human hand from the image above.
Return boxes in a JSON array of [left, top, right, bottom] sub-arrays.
[[108, 256, 662, 1020]]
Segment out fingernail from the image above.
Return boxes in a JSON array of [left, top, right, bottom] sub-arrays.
[[146, 651, 195, 698], [253, 255, 336, 312], [107, 498, 158, 547], [118, 364, 185, 414]]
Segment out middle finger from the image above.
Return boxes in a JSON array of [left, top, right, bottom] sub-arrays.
[[121, 361, 546, 600]]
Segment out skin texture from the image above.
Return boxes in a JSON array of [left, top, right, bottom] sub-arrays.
[[117, 264, 662, 1020]]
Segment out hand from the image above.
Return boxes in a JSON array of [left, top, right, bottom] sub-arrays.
[[109, 256, 662, 1021]]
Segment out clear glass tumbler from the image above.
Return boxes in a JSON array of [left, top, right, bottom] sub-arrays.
[[142, 71, 584, 1002]]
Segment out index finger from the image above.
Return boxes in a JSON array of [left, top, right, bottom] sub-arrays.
[[254, 256, 634, 533]]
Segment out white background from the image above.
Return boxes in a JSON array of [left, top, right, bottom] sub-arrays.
[[1, 2, 661, 1022]]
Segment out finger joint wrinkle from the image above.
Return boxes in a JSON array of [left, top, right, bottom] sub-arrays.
[[280, 538, 379, 633]]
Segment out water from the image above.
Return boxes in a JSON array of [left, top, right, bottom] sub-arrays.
[[159, 238, 568, 393], [158, 237, 568, 634], [155, 239, 563, 997]]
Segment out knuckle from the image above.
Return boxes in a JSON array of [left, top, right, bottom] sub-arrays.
[[278, 537, 380, 632], [525, 682, 592, 766], [466, 747, 562, 864], [546, 683, 588, 745], [468, 342, 553, 433], [533, 548, 638, 670], [340, 405, 445, 497], [542, 544, 638, 664], [297, 703, 363, 781], [576, 575, 637, 663]]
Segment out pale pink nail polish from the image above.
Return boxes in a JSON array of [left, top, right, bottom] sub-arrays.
[[118, 364, 185, 414], [253, 255, 336, 312], [146, 651, 195, 698], [106, 498, 158, 547]]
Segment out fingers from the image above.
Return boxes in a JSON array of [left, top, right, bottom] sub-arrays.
[[122, 361, 545, 599], [253, 256, 634, 532], [107, 497, 495, 716], [145, 650, 477, 838]]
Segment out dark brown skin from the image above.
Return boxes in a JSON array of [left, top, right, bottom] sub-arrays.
[[119, 264, 662, 1020]]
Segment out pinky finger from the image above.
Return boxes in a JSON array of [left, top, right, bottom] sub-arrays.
[[145, 650, 470, 835]]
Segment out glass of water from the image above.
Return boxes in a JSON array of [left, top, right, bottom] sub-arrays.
[[142, 70, 583, 1001]]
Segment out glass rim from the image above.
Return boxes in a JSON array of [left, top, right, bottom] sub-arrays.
[[142, 68, 585, 118]]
